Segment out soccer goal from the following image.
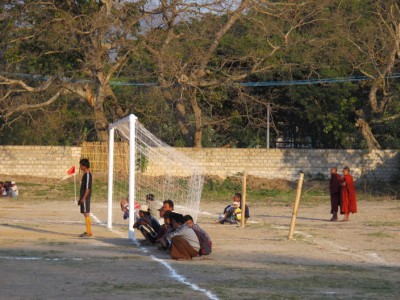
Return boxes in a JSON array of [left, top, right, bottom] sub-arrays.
[[107, 114, 204, 239]]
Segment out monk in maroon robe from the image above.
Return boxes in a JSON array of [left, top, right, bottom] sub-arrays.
[[340, 167, 357, 221], [329, 167, 341, 221]]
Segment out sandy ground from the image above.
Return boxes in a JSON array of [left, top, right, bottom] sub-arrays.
[[1, 196, 400, 299]]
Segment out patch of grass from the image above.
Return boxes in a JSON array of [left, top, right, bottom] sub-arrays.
[[202, 177, 241, 202], [88, 281, 177, 295], [202, 176, 330, 206], [202, 187, 295, 204], [291, 233, 315, 244], [41, 241, 70, 246], [34, 190, 49, 197], [366, 221, 400, 227], [248, 189, 294, 204], [365, 231, 395, 238], [19, 182, 42, 187], [16, 176, 110, 203], [246, 221, 273, 229], [205, 263, 399, 299], [387, 249, 400, 253], [0, 249, 63, 258], [89, 281, 147, 291]]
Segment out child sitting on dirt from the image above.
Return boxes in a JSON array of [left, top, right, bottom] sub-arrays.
[[216, 193, 250, 224], [232, 192, 250, 219], [120, 197, 140, 220], [216, 201, 242, 224]]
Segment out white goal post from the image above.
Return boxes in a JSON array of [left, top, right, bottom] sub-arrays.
[[107, 114, 204, 240]]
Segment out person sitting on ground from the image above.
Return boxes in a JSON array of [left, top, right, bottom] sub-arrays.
[[3, 181, 10, 196], [220, 193, 250, 224], [162, 212, 200, 260], [156, 210, 174, 250], [157, 199, 174, 218], [145, 193, 162, 215], [9, 181, 18, 198], [183, 215, 212, 256], [154, 199, 175, 243], [232, 192, 250, 219], [120, 197, 140, 220], [0, 182, 7, 197], [216, 201, 242, 224], [120, 198, 130, 220], [133, 204, 161, 245]]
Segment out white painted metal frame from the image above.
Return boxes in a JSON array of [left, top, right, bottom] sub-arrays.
[[107, 114, 137, 240]]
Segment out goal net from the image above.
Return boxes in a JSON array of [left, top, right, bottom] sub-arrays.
[[107, 114, 204, 239]]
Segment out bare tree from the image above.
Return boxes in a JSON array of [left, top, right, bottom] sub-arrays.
[[337, 0, 400, 149], [0, 0, 143, 141], [142, 0, 330, 147], [0, 0, 341, 147]]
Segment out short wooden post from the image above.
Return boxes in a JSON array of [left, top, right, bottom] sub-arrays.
[[288, 172, 304, 240], [241, 170, 247, 228]]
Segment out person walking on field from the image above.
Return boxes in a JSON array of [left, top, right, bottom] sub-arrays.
[[329, 167, 341, 222], [340, 167, 357, 222], [78, 158, 93, 237]]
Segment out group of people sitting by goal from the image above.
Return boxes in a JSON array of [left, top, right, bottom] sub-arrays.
[[120, 195, 212, 261], [0, 181, 18, 198]]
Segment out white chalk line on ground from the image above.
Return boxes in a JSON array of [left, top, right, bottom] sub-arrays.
[[92, 213, 220, 300], [0, 256, 83, 261], [152, 255, 219, 300], [2, 210, 390, 267], [0, 213, 219, 300], [0, 217, 83, 225], [1, 213, 219, 299], [271, 225, 392, 266]]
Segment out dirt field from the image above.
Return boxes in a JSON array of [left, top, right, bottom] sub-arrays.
[[1, 186, 400, 299]]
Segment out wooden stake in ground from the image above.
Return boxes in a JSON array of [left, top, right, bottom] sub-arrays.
[[241, 170, 247, 228], [288, 172, 304, 240]]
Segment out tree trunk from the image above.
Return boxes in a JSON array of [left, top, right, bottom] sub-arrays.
[[189, 89, 203, 148], [93, 101, 109, 142], [355, 110, 381, 150], [93, 75, 110, 142], [172, 97, 195, 146]]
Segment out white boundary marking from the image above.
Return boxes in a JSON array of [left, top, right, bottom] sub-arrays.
[[0, 256, 83, 261], [92, 214, 219, 300], [271, 225, 394, 266], [151, 255, 219, 300], [1, 213, 219, 299]]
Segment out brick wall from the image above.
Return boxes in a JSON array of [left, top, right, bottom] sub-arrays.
[[173, 148, 400, 181], [0, 146, 81, 179], [0, 146, 398, 181]]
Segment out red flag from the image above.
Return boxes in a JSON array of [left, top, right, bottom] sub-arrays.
[[67, 166, 76, 175]]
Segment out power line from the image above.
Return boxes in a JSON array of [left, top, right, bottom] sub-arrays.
[[2, 72, 400, 87], [239, 74, 400, 86]]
